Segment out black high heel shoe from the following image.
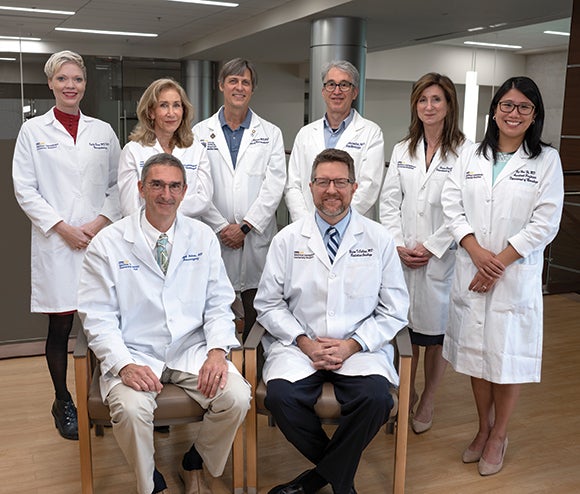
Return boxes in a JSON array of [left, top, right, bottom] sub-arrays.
[[51, 398, 79, 440]]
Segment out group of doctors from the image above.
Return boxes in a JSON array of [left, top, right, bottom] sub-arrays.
[[12, 47, 564, 482]]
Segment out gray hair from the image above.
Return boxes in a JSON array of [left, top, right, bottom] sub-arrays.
[[141, 153, 187, 185], [321, 60, 359, 88], [218, 58, 258, 89], [311, 148, 356, 182], [44, 50, 86, 80]]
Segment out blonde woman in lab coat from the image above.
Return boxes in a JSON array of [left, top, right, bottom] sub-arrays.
[[12, 50, 121, 440], [380, 73, 467, 434], [118, 78, 212, 218], [442, 77, 564, 476]]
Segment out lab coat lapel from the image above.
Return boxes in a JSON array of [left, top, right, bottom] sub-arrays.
[[236, 112, 258, 163], [493, 146, 527, 187], [303, 218, 332, 269], [126, 213, 163, 278], [333, 212, 362, 265], [165, 215, 189, 278], [208, 112, 235, 173]]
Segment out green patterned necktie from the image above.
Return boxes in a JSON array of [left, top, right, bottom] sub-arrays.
[[155, 234, 169, 274]]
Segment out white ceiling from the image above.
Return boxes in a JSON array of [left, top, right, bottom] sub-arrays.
[[0, 0, 573, 62]]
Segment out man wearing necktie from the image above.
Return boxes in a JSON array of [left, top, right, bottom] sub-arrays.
[[78, 153, 251, 494], [255, 148, 409, 494]]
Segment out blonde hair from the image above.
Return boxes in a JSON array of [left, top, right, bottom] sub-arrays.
[[44, 50, 86, 80], [130, 78, 193, 148]]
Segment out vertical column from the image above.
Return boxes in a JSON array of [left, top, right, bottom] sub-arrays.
[[183, 60, 218, 126], [309, 17, 367, 121]]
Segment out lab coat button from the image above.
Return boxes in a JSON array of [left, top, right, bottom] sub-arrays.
[[328, 311, 335, 317]]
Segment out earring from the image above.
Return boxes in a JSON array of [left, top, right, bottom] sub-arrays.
[[493, 115, 496, 121]]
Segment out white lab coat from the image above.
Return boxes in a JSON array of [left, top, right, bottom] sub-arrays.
[[380, 139, 469, 335], [12, 108, 121, 313], [117, 138, 213, 218], [254, 210, 409, 386], [193, 109, 286, 291], [284, 110, 385, 221], [441, 144, 564, 383], [77, 210, 241, 401]]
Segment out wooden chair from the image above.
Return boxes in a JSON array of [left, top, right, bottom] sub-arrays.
[[73, 330, 244, 494], [244, 323, 412, 494]]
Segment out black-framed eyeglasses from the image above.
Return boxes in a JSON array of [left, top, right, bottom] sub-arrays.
[[312, 178, 354, 189], [146, 180, 184, 194], [322, 81, 355, 92], [498, 101, 535, 116]]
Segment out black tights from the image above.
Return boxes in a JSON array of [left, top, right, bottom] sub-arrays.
[[46, 313, 74, 401], [241, 288, 257, 342]]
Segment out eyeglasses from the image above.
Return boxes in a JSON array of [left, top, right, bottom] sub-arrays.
[[312, 178, 354, 189], [498, 101, 535, 116], [146, 180, 184, 193], [322, 81, 355, 92]]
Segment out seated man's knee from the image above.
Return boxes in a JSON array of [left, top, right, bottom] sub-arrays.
[[364, 377, 394, 418], [108, 385, 155, 425], [215, 373, 251, 414], [264, 379, 297, 412]]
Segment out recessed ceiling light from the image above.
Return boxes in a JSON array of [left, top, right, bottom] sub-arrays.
[[467, 27, 484, 32], [0, 6, 74, 15], [464, 41, 522, 50], [168, 0, 239, 6], [0, 35, 41, 41], [0, 57, 16, 61], [544, 30, 570, 36], [55, 27, 158, 38]]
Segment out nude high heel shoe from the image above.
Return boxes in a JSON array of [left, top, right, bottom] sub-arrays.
[[478, 437, 508, 476]]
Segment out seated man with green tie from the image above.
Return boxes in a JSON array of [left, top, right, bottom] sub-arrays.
[[77, 153, 251, 494], [254, 148, 409, 494]]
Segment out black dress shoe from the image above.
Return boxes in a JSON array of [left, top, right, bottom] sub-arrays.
[[51, 398, 78, 440], [154, 425, 170, 433], [152, 468, 167, 493], [268, 470, 311, 494]]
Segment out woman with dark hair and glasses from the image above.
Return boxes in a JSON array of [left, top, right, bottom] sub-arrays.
[[441, 76, 564, 475], [380, 73, 468, 435]]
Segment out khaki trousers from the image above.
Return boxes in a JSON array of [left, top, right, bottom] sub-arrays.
[[107, 369, 251, 494]]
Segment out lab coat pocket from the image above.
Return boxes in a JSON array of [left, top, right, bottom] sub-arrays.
[[344, 261, 380, 299]]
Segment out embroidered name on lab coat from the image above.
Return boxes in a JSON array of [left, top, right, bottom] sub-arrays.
[[183, 163, 199, 171], [249, 137, 270, 145], [465, 171, 484, 180], [182, 253, 203, 262], [118, 260, 140, 271], [509, 169, 538, 184], [349, 248, 374, 258], [436, 165, 452, 173], [397, 161, 416, 170], [89, 142, 110, 150], [345, 141, 364, 150], [36, 141, 59, 151], [293, 250, 315, 260]]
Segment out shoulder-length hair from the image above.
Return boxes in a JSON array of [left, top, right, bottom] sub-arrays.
[[129, 78, 193, 148], [477, 76, 547, 161], [405, 72, 465, 160]]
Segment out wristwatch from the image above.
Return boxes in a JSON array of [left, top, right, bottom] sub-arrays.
[[240, 223, 251, 235]]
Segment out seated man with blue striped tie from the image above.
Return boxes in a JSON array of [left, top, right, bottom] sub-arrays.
[[254, 148, 410, 494], [77, 153, 251, 494]]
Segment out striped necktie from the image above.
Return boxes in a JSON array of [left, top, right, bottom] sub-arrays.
[[326, 226, 339, 264], [155, 234, 169, 274]]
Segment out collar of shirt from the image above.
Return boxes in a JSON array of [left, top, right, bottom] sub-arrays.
[[140, 209, 176, 256], [218, 106, 253, 132], [323, 109, 354, 148], [315, 208, 352, 244]]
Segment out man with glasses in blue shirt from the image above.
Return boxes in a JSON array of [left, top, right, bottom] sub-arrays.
[[285, 60, 385, 223], [256, 149, 409, 494]]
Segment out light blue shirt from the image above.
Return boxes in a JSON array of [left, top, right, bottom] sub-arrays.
[[493, 151, 513, 184], [323, 109, 355, 149], [219, 107, 253, 168]]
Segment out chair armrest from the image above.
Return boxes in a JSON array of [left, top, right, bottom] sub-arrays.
[[73, 329, 89, 359], [244, 322, 266, 350], [394, 327, 412, 359]]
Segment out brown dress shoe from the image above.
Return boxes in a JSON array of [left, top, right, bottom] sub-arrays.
[[178, 464, 212, 494]]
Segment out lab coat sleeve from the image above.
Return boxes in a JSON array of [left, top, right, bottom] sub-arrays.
[[118, 142, 142, 217], [78, 235, 135, 378], [178, 141, 214, 219], [255, 233, 308, 346], [284, 129, 311, 222], [12, 123, 64, 234], [351, 124, 385, 216], [441, 149, 476, 244], [202, 234, 240, 352], [507, 148, 564, 258], [100, 128, 122, 223], [379, 145, 405, 246], [351, 234, 409, 352], [244, 125, 286, 234]]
